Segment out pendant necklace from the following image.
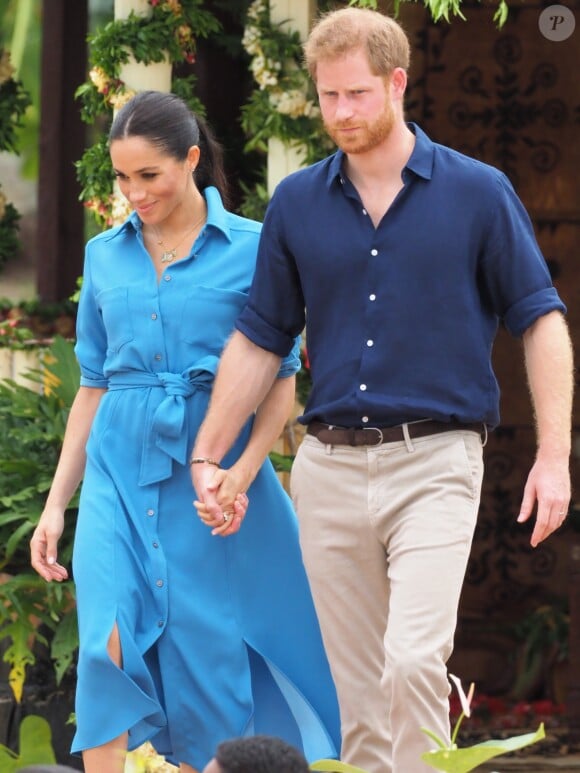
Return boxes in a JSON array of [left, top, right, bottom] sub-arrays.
[[153, 210, 206, 264]]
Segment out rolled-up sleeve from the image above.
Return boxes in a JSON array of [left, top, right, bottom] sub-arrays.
[[74, 246, 109, 388], [236, 188, 306, 357]]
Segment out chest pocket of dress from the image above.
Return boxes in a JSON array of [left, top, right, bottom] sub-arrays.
[[179, 286, 247, 354], [97, 286, 135, 354]]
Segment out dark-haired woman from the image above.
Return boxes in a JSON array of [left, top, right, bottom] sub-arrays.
[[30, 91, 340, 773]]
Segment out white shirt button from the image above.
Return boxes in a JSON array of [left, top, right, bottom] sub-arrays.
[[369, 294, 376, 301], [362, 416, 369, 423], [371, 249, 378, 256], [367, 340, 374, 347], [362, 208, 368, 215], [360, 384, 367, 391]]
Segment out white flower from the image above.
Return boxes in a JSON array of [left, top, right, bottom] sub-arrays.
[[246, 0, 267, 22], [242, 25, 261, 56], [449, 673, 475, 718], [250, 55, 280, 89]]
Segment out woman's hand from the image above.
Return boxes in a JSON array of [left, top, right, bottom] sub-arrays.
[[194, 465, 249, 537], [30, 505, 69, 582]]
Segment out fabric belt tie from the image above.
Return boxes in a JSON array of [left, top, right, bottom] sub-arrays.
[[306, 419, 483, 447], [108, 355, 218, 485]]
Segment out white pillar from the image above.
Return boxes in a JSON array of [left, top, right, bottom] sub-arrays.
[[113, 0, 172, 94], [267, 0, 316, 195]]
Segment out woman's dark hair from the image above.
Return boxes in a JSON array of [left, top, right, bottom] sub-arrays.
[[109, 90, 230, 206], [214, 735, 310, 773]]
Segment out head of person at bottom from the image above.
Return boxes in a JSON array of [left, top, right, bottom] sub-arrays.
[[202, 735, 311, 773]]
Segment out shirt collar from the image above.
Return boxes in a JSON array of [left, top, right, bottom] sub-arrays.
[[112, 185, 232, 242], [326, 121, 434, 188]]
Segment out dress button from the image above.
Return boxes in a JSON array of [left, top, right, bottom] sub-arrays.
[[156, 579, 164, 588], [369, 294, 376, 301], [152, 541, 159, 549], [154, 354, 162, 361], [151, 313, 157, 320], [158, 620, 164, 627], [147, 509, 155, 517], [371, 249, 378, 256], [164, 275, 172, 282], [367, 339, 374, 347], [360, 384, 367, 391]]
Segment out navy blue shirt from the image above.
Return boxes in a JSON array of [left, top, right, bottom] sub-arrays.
[[236, 124, 565, 429]]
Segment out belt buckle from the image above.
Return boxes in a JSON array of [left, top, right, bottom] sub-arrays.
[[363, 426, 384, 446]]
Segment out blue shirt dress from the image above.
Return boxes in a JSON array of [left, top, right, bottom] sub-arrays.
[[70, 186, 340, 768]]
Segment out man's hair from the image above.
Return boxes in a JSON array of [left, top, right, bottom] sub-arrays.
[[303, 7, 410, 80], [214, 735, 310, 773]]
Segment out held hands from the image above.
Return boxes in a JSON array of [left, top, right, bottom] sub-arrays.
[[30, 505, 69, 582], [517, 455, 571, 547], [192, 460, 249, 537]]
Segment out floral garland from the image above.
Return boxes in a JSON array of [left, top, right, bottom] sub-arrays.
[[239, 0, 335, 218], [0, 49, 31, 269], [75, 0, 220, 228]]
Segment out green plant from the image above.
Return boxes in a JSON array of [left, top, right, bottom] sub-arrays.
[[0, 714, 56, 771], [0, 336, 80, 700], [421, 674, 545, 771], [0, 47, 32, 269], [240, 0, 331, 163], [0, 297, 77, 344], [311, 761, 368, 771], [510, 602, 569, 701]]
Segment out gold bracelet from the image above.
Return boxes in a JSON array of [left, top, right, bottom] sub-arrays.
[[189, 456, 222, 468]]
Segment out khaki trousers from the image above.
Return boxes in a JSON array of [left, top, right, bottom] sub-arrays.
[[290, 428, 484, 773]]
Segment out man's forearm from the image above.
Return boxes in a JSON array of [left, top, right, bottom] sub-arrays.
[[523, 310, 574, 459], [194, 331, 282, 462]]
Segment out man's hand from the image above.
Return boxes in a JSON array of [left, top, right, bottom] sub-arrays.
[[192, 462, 248, 537], [517, 455, 570, 547]]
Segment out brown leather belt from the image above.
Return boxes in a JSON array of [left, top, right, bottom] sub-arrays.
[[306, 420, 483, 447]]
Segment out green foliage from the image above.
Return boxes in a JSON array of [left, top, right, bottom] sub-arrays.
[[240, 0, 333, 167], [311, 761, 368, 772], [0, 199, 21, 270], [74, 134, 115, 225], [0, 61, 31, 153], [88, 3, 220, 76], [269, 450, 294, 474], [0, 714, 56, 771], [422, 724, 545, 771], [0, 337, 80, 699], [510, 602, 569, 701]]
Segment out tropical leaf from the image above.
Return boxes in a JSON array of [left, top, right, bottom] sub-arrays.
[[421, 723, 545, 772], [311, 761, 369, 772], [0, 715, 56, 771]]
